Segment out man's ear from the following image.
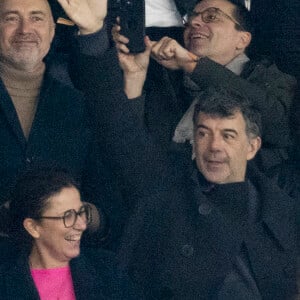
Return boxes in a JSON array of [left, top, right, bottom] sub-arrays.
[[191, 140, 196, 160], [237, 31, 252, 50], [23, 218, 40, 239], [246, 136, 261, 161], [50, 22, 56, 42]]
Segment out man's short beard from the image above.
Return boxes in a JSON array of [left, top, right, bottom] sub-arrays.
[[3, 48, 44, 71]]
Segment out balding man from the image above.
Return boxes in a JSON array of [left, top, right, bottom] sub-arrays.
[[0, 0, 111, 246]]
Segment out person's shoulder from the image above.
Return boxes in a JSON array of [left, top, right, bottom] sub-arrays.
[[79, 247, 142, 298], [42, 62, 87, 110], [246, 55, 297, 81], [0, 247, 28, 281], [73, 248, 121, 285], [80, 247, 119, 269], [247, 163, 295, 207], [45, 73, 83, 99], [241, 56, 297, 94], [242, 55, 277, 77]]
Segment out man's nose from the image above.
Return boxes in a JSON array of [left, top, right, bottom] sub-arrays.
[[209, 135, 223, 151], [17, 19, 32, 33], [189, 14, 206, 28]]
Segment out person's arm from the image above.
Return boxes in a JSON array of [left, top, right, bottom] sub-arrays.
[[59, 0, 178, 198], [75, 49, 178, 197], [149, 36, 199, 73]]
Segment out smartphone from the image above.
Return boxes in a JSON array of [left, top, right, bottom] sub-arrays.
[[111, 0, 145, 53]]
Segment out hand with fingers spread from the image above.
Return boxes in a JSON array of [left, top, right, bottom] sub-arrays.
[[151, 37, 199, 73], [112, 23, 154, 99], [57, 0, 107, 35]]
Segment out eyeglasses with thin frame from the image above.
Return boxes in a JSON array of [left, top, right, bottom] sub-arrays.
[[183, 7, 244, 31], [37, 204, 92, 228]]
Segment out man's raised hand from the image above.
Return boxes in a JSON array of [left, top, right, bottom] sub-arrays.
[[151, 37, 198, 72], [57, 0, 107, 35]]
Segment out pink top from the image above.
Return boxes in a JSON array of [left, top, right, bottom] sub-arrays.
[[31, 266, 76, 300]]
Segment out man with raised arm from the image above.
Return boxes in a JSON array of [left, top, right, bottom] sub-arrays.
[[67, 1, 298, 298], [0, 0, 117, 249], [114, 0, 296, 176]]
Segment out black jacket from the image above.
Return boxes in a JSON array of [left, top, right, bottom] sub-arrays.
[[118, 164, 297, 299], [0, 69, 112, 240], [0, 248, 139, 299]]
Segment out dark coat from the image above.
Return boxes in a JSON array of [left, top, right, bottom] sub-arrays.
[[73, 35, 298, 299], [0, 248, 139, 299], [118, 165, 297, 299], [0, 70, 110, 237]]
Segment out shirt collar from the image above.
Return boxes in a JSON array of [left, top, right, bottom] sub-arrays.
[[225, 53, 250, 76]]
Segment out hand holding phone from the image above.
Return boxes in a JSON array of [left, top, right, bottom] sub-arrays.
[[112, 0, 145, 53]]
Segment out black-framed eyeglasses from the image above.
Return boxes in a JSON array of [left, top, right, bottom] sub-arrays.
[[37, 204, 92, 228], [183, 7, 244, 31]]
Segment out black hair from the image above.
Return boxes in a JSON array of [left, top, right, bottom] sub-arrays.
[[230, 0, 254, 33], [193, 86, 262, 139], [8, 164, 80, 252]]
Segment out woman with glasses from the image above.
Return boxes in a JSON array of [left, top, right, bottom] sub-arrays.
[[0, 166, 139, 299]]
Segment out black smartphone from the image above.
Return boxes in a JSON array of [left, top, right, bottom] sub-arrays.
[[110, 0, 145, 53]]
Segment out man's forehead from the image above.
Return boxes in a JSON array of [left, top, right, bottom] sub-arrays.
[[0, 0, 52, 15], [196, 111, 246, 129]]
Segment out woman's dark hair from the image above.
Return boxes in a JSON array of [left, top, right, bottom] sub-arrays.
[[8, 164, 80, 252]]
